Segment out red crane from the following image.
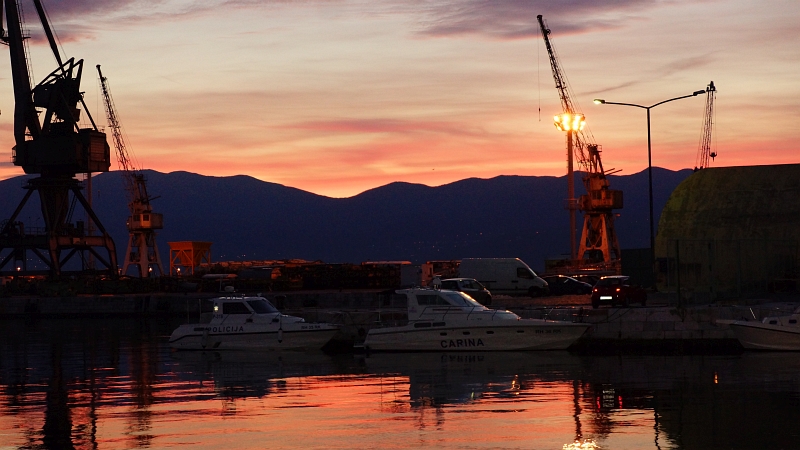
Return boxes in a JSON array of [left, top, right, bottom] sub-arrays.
[[695, 81, 717, 171], [97, 65, 164, 277], [538, 15, 622, 275]]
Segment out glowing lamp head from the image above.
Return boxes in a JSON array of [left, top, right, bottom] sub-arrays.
[[553, 113, 585, 132]]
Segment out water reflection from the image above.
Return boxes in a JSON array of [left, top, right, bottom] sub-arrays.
[[363, 351, 583, 406], [563, 439, 599, 450], [361, 352, 646, 446], [0, 318, 168, 449], [1, 318, 800, 449], [169, 350, 355, 398]]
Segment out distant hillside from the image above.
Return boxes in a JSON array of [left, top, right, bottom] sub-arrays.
[[0, 168, 693, 272]]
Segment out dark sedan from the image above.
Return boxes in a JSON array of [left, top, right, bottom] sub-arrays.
[[541, 275, 593, 296]]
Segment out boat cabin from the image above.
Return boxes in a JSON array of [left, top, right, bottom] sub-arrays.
[[761, 310, 800, 326], [400, 288, 517, 322], [209, 296, 303, 324]]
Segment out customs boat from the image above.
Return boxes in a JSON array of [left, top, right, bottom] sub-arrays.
[[169, 295, 339, 350], [361, 287, 590, 352], [729, 306, 800, 350]]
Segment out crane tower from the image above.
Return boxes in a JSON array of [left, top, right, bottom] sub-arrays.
[[0, 0, 117, 277], [538, 15, 622, 274], [97, 65, 164, 277], [694, 81, 717, 171]]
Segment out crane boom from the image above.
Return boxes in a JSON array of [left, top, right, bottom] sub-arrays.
[[694, 81, 717, 170], [537, 14, 590, 168], [97, 65, 137, 201], [538, 15, 571, 112], [97, 65, 164, 278]]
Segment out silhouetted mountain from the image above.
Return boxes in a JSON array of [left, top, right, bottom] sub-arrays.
[[0, 168, 693, 272]]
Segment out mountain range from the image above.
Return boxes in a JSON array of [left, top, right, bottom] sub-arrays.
[[0, 168, 693, 272]]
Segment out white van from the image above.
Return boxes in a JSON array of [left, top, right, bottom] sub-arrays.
[[458, 258, 549, 297]]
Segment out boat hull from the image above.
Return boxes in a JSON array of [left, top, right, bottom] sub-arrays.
[[730, 321, 800, 351], [169, 323, 339, 351], [363, 321, 589, 352]]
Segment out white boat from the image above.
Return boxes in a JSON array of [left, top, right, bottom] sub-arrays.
[[362, 288, 590, 352], [169, 295, 340, 350], [729, 307, 800, 350]]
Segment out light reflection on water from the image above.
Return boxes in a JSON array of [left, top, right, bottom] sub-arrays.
[[563, 439, 599, 450], [1, 319, 800, 449]]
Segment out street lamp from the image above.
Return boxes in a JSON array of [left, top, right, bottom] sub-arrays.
[[593, 88, 705, 288], [553, 113, 586, 261]]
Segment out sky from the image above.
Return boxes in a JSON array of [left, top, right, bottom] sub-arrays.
[[0, 0, 798, 198]]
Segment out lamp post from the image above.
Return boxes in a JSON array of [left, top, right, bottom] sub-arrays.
[[593, 89, 705, 287], [554, 112, 586, 261]]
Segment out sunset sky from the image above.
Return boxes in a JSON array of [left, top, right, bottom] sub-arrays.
[[0, 0, 797, 197]]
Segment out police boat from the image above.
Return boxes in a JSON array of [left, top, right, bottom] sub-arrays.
[[361, 287, 590, 352], [169, 294, 339, 350]]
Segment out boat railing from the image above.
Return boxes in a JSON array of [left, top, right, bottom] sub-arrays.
[[417, 305, 456, 321], [417, 305, 488, 321]]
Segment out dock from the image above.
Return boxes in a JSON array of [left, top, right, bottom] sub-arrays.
[[2, 290, 797, 352]]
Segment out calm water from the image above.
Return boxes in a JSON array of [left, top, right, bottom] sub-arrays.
[[1, 318, 800, 449]]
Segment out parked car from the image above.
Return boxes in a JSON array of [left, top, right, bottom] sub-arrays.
[[541, 275, 593, 296], [572, 274, 601, 287], [591, 276, 647, 308], [439, 277, 493, 305]]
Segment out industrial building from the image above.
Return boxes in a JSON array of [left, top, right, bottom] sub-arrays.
[[656, 164, 800, 302]]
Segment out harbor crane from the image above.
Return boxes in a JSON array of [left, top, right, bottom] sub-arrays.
[[694, 81, 717, 171], [538, 15, 622, 274], [97, 65, 164, 277], [0, 0, 117, 276]]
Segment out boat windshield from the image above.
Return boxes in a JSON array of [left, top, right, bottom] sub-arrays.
[[247, 299, 280, 314], [441, 292, 483, 308]]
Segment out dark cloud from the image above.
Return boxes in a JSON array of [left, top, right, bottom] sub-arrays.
[[652, 54, 715, 77], [583, 54, 715, 97], [582, 79, 642, 97], [9, 0, 148, 44], [9, 0, 667, 46], [14, 0, 322, 43], [12, 0, 217, 43], [414, 0, 655, 40], [20, 0, 304, 23], [20, 0, 142, 18]]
